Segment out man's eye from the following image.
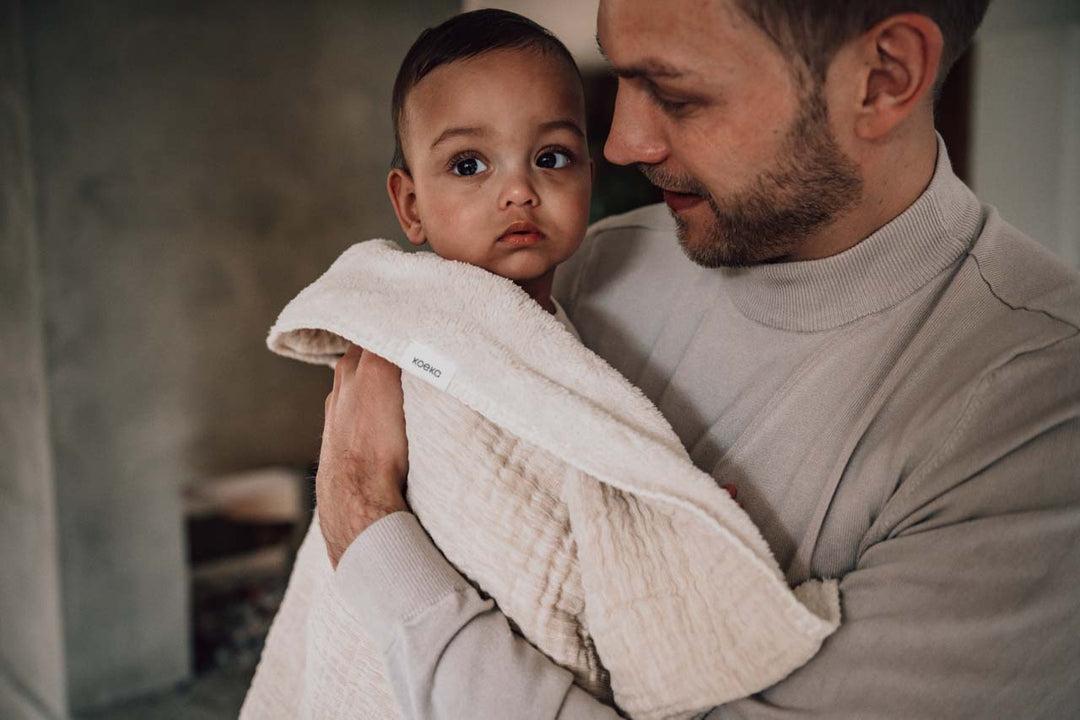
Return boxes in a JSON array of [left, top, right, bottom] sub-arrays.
[[646, 84, 695, 116], [452, 157, 488, 176], [536, 150, 571, 169], [655, 96, 691, 115]]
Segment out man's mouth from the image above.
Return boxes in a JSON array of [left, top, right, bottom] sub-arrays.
[[636, 164, 709, 214], [497, 220, 544, 247], [662, 189, 706, 213]]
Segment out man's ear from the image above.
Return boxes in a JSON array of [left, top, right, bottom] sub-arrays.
[[387, 168, 426, 247], [851, 13, 943, 140]]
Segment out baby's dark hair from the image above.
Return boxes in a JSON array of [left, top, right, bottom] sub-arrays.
[[391, 9, 581, 172]]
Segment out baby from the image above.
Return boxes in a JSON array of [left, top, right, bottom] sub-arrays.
[[246, 11, 608, 718], [385, 8, 592, 322]]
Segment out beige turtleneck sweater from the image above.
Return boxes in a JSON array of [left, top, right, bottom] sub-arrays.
[[335, 142, 1080, 719]]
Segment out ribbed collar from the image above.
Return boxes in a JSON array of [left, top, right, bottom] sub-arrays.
[[721, 137, 984, 332]]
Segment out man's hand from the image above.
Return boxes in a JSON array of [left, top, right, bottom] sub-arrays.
[[317, 343, 409, 568]]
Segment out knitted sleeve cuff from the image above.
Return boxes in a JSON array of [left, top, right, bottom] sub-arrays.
[[334, 511, 470, 650]]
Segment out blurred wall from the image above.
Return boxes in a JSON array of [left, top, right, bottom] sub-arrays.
[[0, 2, 67, 718], [972, 0, 1080, 268], [463, 0, 603, 69], [3, 0, 457, 712]]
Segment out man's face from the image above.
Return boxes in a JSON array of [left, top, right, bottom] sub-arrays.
[[396, 48, 592, 283], [598, 0, 862, 266]]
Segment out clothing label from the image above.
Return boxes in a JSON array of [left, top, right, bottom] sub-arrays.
[[401, 341, 456, 392]]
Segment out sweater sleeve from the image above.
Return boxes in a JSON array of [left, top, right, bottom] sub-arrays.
[[336, 335, 1079, 720], [711, 334, 1080, 720], [335, 512, 623, 720]]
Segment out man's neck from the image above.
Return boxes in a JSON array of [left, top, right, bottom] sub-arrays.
[[793, 127, 939, 262]]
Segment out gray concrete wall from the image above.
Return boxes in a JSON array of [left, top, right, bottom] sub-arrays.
[[16, 0, 457, 711], [0, 1, 68, 718], [972, 0, 1080, 268]]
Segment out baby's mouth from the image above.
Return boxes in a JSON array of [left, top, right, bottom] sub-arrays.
[[498, 221, 545, 247]]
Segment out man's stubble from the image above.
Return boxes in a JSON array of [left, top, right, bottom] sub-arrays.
[[640, 88, 863, 268]]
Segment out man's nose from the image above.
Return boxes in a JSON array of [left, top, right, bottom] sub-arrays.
[[604, 84, 668, 166], [499, 167, 540, 208]]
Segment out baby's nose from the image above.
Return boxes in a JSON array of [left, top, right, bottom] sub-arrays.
[[498, 170, 539, 208]]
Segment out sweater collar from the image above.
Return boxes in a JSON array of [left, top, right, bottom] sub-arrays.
[[720, 137, 983, 332]]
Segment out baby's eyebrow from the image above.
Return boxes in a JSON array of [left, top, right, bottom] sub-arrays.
[[538, 119, 585, 138], [430, 126, 484, 150], [430, 120, 584, 151]]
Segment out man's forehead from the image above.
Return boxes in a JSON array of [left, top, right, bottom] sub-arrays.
[[595, 24, 697, 82], [597, 0, 771, 81], [598, 0, 743, 37], [594, 33, 681, 73]]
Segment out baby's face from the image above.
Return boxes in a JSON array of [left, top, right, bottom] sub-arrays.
[[390, 47, 592, 283]]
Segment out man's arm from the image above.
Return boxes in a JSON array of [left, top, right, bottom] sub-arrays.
[[335, 511, 622, 719], [713, 337, 1080, 719], [317, 343, 622, 718]]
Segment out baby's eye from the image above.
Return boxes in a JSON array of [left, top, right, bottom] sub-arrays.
[[536, 150, 572, 169], [452, 156, 488, 176]]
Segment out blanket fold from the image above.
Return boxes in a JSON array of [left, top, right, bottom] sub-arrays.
[[244, 239, 840, 720]]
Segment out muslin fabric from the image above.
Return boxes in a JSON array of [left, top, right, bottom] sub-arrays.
[[241, 240, 840, 720]]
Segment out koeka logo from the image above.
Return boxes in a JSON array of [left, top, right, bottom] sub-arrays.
[[401, 341, 456, 391], [412, 356, 442, 378]]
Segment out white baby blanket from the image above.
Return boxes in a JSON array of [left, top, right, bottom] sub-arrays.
[[243, 239, 841, 720]]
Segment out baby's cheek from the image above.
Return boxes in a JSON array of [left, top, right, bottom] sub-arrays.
[[433, 242, 487, 267]]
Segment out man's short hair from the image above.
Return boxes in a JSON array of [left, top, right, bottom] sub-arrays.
[[735, 0, 991, 88], [390, 9, 581, 171]]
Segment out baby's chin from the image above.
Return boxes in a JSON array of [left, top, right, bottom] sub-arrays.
[[425, 244, 571, 285], [483, 254, 560, 284]]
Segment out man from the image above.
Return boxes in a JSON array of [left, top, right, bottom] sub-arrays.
[[318, 1, 1080, 717]]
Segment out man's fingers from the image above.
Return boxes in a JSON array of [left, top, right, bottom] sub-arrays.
[[332, 342, 364, 392], [331, 355, 346, 394], [358, 352, 405, 413], [361, 350, 402, 379], [340, 342, 363, 372], [316, 343, 410, 566]]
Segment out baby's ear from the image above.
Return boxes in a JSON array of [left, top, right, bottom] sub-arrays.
[[387, 168, 426, 246]]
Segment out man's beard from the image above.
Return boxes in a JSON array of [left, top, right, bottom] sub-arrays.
[[640, 88, 863, 268]]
